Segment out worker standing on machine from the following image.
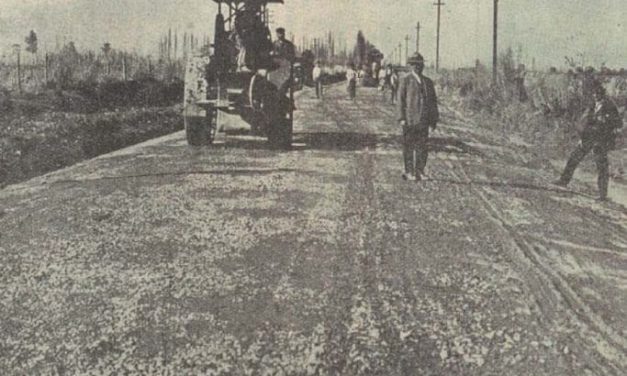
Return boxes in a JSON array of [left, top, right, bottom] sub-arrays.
[[272, 27, 296, 62]]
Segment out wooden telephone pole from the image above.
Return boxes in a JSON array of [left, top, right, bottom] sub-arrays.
[[493, 0, 499, 83], [405, 35, 410, 63], [434, 0, 445, 72], [416, 22, 421, 54]]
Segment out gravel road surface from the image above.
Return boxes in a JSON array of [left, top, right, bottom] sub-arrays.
[[1, 83, 626, 375]]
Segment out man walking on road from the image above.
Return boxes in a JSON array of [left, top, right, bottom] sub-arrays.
[[312, 60, 323, 99], [346, 62, 358, 100], [397, 53, 439, 181], [389, 67, 399, 104], [553, 84, 623, 201]]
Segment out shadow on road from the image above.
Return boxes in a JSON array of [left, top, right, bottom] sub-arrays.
[[298, 132, 381, 151], [219, 131, 483, 155], [47, 168, 304, 186]]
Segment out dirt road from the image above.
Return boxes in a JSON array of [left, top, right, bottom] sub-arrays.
[[1, 83, 626, 375]]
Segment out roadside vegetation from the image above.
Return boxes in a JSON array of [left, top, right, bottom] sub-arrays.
[[0, 33, 188, 187], [0, 80, 184, 188], [437, 49, 627, 178], [0, 29, 386, 187]]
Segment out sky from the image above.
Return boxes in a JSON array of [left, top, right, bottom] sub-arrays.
[[0, 0, 625, 69]]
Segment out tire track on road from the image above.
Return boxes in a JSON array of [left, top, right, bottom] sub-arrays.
[[293, 86, 394, 373], [367, 90, 625, 373], [304, 87, 438, 374], [300, 85, 625, 373], [450, 154, 626, 375]]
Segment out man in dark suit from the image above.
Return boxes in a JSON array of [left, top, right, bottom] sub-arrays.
[[397, 53, 439, 181], [554, 84, 623, 201]]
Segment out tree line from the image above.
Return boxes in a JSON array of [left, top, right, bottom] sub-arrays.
[[0, 29, 195, 94]]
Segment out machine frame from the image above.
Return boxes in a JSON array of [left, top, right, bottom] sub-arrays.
[[183, 0, 299, 148]]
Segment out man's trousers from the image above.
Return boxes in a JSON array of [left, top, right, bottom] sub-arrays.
[[348, 81, 356, 99], [559, 138, 611, 198], [403, 126, 430, 177], [315, 80, 323, 98]]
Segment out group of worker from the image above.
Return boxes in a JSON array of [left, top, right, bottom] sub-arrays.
[[327, 51, 623, 202], [264, 26, 623, 202], [313, 61, 392, 101], [234, 17, 295, 72]]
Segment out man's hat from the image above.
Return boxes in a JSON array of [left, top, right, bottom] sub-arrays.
[[407, 53, 425, 65], [276, 27, 286, 34]]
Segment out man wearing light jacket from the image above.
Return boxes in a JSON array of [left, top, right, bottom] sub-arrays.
[[397, 53, 439, 181], [312, 61, 323, 99]]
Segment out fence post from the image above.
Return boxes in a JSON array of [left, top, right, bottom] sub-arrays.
[[15, 46, 22, 94], [122, 54, 127, 81], [44, 53, 49, 86]]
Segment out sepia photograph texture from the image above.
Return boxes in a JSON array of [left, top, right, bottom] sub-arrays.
[[0, 0, 626, 374]]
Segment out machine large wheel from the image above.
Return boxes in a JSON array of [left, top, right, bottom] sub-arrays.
[[248, 74, 267, 136], [184, 108, 217, 146]]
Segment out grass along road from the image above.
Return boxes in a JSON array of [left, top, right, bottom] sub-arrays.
[[0, 83, 625, 374]]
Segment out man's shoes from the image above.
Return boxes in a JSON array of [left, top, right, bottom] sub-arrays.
[[402, 173, 417, 181], [552, 179, 568, 187], [595, 196, 608, 202]]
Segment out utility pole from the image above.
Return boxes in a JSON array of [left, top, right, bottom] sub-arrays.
[[44, 52, 48, 84], [395, 46, 398, 65], [405, 34, 410, 63], [122, 53, 127, 81], [434, 0, 445, 72], [416, 22, 421, 54], [398, 43, 402, 65], [394, 48, 398, 65], [492, 0, 498, 83]]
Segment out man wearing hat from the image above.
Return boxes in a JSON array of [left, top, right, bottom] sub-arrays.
[[553, 84, 623, 201], [273, 27, 296, 62], [397, 52, 439, 181]]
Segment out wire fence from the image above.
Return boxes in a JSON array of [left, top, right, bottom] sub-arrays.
[[0, 51, 186, 94]]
